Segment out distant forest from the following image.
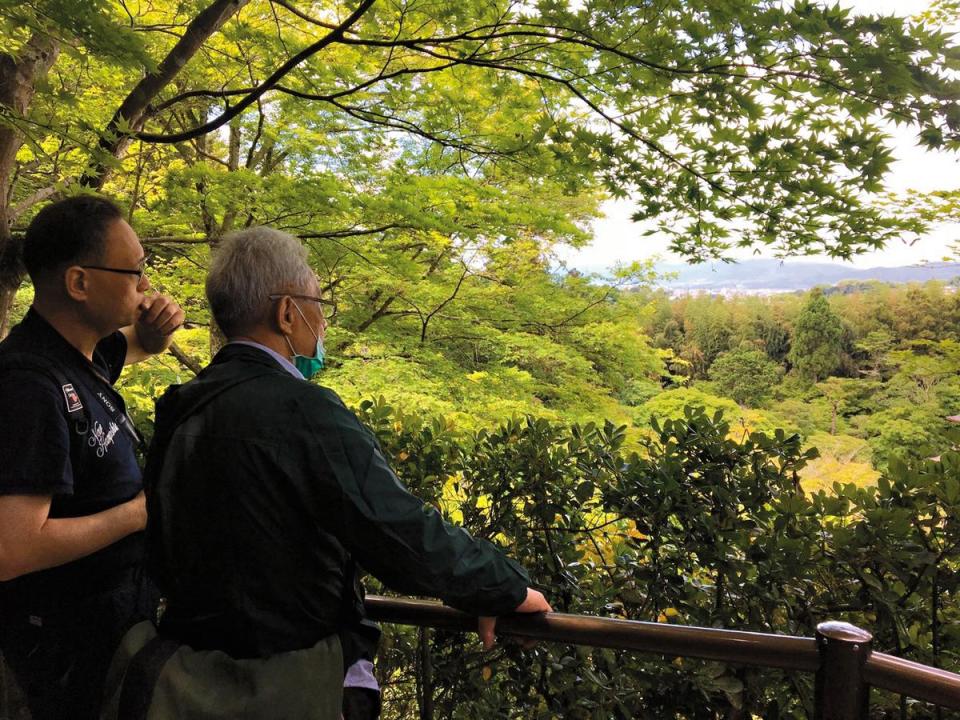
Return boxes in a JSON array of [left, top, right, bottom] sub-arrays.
[[638, 280, 960, 489]]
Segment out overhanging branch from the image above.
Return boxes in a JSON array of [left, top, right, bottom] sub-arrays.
[[135, 0, 377, 144], [82, 0, 252, 188], [141, 223, 406, 246]]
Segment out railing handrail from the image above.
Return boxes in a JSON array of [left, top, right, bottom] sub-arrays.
[[365, 596, 819, 671], [864, 653, 960, 708], [364, 595, 960, 711]]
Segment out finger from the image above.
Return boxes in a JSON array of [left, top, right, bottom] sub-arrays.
[[148, 304, 179, 331], [150, 297, 176, 325], [516, 588, 552, 614], [156, 310, 184, 335], [140, 297, 167, 324], [147, 300, 182, 330], [168, 306, 186, 330], [157, 317, 183, 335]]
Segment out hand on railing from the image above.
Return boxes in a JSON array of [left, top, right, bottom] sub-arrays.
[[478, 587, 553, 650]]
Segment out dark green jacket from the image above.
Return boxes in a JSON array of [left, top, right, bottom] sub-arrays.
[[144, 344, 529, 658]]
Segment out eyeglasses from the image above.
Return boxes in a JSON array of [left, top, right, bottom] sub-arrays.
[[268, 293, 335, 307], [81, 254, 151, 281]]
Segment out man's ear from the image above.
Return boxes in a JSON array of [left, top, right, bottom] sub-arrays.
[[274, 295, 296, 335], [63, 266, 89, 302]]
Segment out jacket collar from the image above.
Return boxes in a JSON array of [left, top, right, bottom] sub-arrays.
[[212, 342, 298, 376]]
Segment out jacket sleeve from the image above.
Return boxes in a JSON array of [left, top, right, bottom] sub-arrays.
[[300, 389, 530, 617]]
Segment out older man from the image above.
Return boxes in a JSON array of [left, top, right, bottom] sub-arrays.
[[0, 195, 184, 720], [127, 226, 549, 718]]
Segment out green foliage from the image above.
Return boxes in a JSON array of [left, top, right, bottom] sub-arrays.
[[679, 296, 735, 377], [816, 376, 877, 435], [709, 346, 783, 407], [3, 0, 960, 712], [637, 386, 788, 439], [639, 386, 740, 425], [0, 0, 152, 67], [642, 283, 960, 478], [798, 432, 879, 494], [788, 288, 845, 382], [4, 0, 960, 283], [354, 405, 960, 719], [861, 405, 946, 469]]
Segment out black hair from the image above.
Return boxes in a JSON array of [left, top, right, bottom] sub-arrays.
[[22, 195, 124, 281]]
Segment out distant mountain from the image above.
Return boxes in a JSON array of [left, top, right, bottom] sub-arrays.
[[654, 259, 960, 294]]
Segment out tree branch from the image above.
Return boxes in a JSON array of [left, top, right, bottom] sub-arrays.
[[420, 264, 470, 343], [82, 0, 252, 188], [9, 184, 59, 223], [270, 0, 343, 32], [167, 341, 203, 375], [135, 0, 377, 144], [141, 224, 406, 246]]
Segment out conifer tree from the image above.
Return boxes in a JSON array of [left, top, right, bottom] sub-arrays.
[[788, 288, 844, 382]]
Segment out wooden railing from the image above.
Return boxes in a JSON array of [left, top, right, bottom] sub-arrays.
[[365, 596, 960, 718]]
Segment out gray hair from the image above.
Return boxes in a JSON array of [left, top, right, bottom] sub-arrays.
[[206, 226, 315, 336]]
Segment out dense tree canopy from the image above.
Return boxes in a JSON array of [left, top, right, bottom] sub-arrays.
[[639, 279, 960, 472], [1, 0, 960, 338], [709, 345, 783, 407]]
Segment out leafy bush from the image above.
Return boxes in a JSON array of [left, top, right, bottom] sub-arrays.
[[709, 347, 784, 406], [357, 403, 960, 719]]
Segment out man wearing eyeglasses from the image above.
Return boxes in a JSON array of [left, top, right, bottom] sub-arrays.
[[107, 226, 550, 719], [0, 195, 184, 720]]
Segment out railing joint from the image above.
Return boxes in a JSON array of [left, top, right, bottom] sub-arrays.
[[814, 621, 873, 720]]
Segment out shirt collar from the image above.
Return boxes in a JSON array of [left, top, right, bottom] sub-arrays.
[[227, 340, 303, 380]]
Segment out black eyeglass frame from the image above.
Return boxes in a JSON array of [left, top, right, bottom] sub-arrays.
[[80, 254, 151, 281]]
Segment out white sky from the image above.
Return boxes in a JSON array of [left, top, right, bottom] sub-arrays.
[[559, 0, 960, 272]]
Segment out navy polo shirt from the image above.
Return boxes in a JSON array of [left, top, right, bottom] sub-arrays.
[[0, 308, 144, 614]]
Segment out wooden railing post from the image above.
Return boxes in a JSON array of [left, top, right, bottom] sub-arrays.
[[417, 626, 434, 720], [815, 621, 873, 720]]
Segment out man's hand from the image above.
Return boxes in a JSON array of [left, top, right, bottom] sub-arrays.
[[138, 294, 185, 341], [124, 294, 185, 363], [515, 589, 552, 614], [478, 588, 552, 650]]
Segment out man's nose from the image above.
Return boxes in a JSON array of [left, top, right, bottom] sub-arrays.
[[140, 273, 151, 292]]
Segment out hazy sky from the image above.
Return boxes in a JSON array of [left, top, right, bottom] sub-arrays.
[[560, 0, 960, 272]]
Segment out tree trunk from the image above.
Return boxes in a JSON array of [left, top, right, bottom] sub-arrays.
[[0, 289, 15, 339], [219, 120, 242, 234], [0, 33, 59, 338]]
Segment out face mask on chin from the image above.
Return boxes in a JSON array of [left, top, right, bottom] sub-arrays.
[[284, 300, 326, 380]]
